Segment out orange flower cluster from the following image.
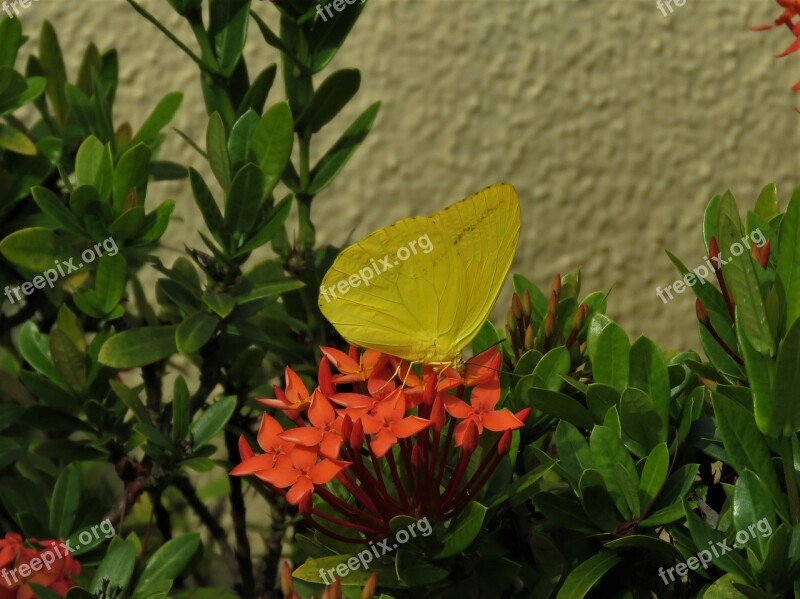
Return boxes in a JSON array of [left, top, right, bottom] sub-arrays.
[[752, 0, 800, 106], [232, 346, 528, 541], [0, 533, 80, 599]]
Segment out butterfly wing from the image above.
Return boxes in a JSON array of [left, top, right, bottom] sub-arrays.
[[429, 183, 521, 358], [318, 216, 462, 362]]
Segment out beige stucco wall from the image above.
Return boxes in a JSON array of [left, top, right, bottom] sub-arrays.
[[11, 0, 800, 351]]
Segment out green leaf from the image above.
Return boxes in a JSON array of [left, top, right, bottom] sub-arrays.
[[50, 329, 86, 391], [683, 499, 755, 585], [554, 420, 592, 487], [75, 136, 113, 201], [49, 464, 80, 538], [556, 551, 621, 599], [297, 69, 361, 133], [237, 64, 276, 117], [717, 194, 773, 355], [589, 321, 629, 390], [733, 470, 775, 562], [309, 101, 380, 195], [0, 123, 35, 155], [133, 534, 200, 596], [532, 346, 570, 392], [711, 391, 789, 521], [250, 101, 294, 198], [99, 326, 178, 368], [113, 143, 151, 211], [628, 336, 669, 429], [293, 555, 401, 587], [614, 463, 640, 518], [433, 502, 486, 558], [774, 317, 800, 435], [89, 537, 137, 594], [0, 227, 72, 272], [310, 0, 366, 73], [190, 395, 236, 449], [528, 387, 594, 430], [529, 532, 565, 598], [589, 425, 638, 516], [395, 549, 449, 586], [0, 18, 22, 68], [172, 376, 191, 443], [228, 109, 261, 172], [207, 112, 231, 191], [755, 183, 780, 222], [665, 249, 729, 320], [235, 194, 293, 256], [176, 312, 220, 355], [735, 311, 777, 436], [202, 291, 236, 318], [639, 442, 669, 508], [225, 163, 266, 245], [39, 21, 68, 124], [208, 0, 251, 75], [780, 186, 800, 331], [31, 186, 84, 236], [131, 92, 183, 146], [110, 379, 152, 425], [189, 168, 226, 247], [17, 321, 68, 390], [619, 387, 663, 453]]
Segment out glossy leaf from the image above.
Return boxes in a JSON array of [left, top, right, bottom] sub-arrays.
[[589, 321, 629, 390], [99, 326, 178, 368], [778, 186, 800, 330], [190, 395, 236, 449], [49, 464, 80, 538], [176, 312, 220, 355], [556, 551, 621, 599], [133, 534, 200, 596], [250, 101, 294, 198]]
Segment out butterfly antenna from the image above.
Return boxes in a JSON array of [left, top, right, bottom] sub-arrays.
[[373, 360, 403, 394]]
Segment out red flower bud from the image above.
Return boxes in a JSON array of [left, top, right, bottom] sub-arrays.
[[361, 573, 378, 599], [550, 274, 562, 298], [281, 560, 294, 596], [318, 356, 336, 396], [411, 443, 425, 467], [524, 324, 535, 350], [350, 417, 365, 449], [709, 237, 721, 270], [522, 289, 532, 318], [696, 299, 710, 325], [298, 492, 313, 515], [238, 435, 254, 460], [341, 414, 353, 442], [511, 293, 523, 320], [497, 430, 512, 455], [515, 407, 532, 423]]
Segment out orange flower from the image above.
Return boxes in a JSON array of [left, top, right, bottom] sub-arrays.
[[444, 380, 523, 447], [357, 390, 431, 457], [230, 414, 295, 478], [0, 533, 80, 599], [280, 390, 344, 459], [257, 367, 312, 419], [256, 446, 350, 505], [320, 347, 393, 396]]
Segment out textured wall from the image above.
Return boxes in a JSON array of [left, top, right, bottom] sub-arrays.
[[12, 0, 800, 351]]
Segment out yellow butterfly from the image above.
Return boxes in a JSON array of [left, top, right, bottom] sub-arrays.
[[318, 183, 520, 366]]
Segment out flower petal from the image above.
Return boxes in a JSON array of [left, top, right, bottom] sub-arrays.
[[258, 467, 300, 488], [390, 416, 431, 439], [309, 458, 350, 484], [291, 445, 318, 469], [282, 427, 324, 446], [443, 397, 474, 419], [230, 454, 276, 475], [321, 346, 361, 374], [482, 410, 524, 432], [470, 380, 501, 410], [286, 477, 314, 505], [370, 428, 397, 458], [309, 389, 336, 426], [320, 432, 343, 459], [257, 414, 285, 451]]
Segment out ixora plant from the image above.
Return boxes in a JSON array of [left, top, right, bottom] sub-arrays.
[[1, 1, 800, 599]]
